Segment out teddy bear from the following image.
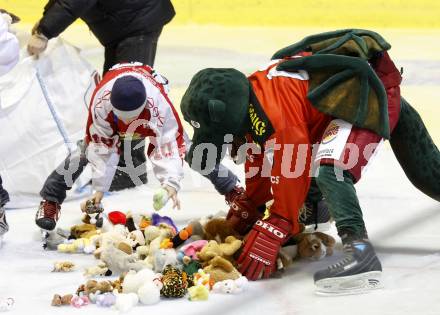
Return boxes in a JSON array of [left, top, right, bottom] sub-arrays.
[[51, 294, 73, 306], [52, 261, 75, 272], [198, 236, 242, 264], [69, 223, 99, 240], [84, 262, 110, 278], [203, 218, 242, 243], [99, 243, 147, 275], [140, 224, 175, 270], [81, 280, 114, 296], [91, 225, 132, 259], [197, 236, 243, 283], [153, 248, 178, 273], [121, 269, 163, 305], [212, 276, 248, 294]]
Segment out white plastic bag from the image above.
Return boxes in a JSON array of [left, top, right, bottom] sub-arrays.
[[0, 38, 98, 208]]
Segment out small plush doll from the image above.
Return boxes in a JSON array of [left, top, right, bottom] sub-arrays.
[[193, 269, 214, 290], [153, 248, 178, 273], [107, 211, 127, 226], [160, 265, 189, 298], [70, 295, 90, 308], [212, 276, 248, 294], [52, 261, 75, 272], [82, 199, 104, 228], [83, 262, 110, 278], [51, 294, 72, 307], [78, 280, 114, 296], [179, 240, 208, 261], [57, 238, 92, 253], [0, 298, 14, 312], [188, 285, 209, 301], [152, 213, 178, 234], [95, 293, 116, 307]]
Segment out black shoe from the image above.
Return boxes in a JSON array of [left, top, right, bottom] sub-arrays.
[[0, 206, 9, 237], [314, 238, 382, 295]]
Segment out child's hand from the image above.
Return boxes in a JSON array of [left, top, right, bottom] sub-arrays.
[[153, 185, 180, 210], [81, 191, 104, 212], [164, 185, 181, 210]]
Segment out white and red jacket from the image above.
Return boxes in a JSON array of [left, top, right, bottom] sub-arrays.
[[0, 14, 19, 76], [85, 63, 186, 192]]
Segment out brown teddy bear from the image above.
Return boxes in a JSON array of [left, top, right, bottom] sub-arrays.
[[51, 294, 73, 306], [203, 218, 242, 243], [197, 236, 243, 283], [77, 280, 114, 296], [70, 223, 99, 239]]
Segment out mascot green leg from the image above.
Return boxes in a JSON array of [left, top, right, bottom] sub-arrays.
[[390, 97, 440, 201]]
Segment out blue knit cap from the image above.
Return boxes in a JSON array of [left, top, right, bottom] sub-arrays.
[[110, 75, 146, 114]]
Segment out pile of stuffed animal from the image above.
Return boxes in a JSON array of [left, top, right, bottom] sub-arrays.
[[48, 208, 335, 312]]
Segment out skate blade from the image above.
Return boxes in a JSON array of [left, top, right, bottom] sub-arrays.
[[41, 229, 52, 250], [315, 271, 382, 296]]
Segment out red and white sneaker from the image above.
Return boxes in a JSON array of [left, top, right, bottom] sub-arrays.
[[35, 200, 61, 231]]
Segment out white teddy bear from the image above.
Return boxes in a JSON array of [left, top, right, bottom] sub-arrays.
[[122, 269, 163, 305]]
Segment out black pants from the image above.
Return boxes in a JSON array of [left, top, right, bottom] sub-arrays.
[[0, 175, 9, 207], [103, 29, 162, 74], [40, 139, 147, 204]]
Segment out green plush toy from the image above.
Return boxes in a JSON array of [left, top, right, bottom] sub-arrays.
[[153, 188, 169, 211]]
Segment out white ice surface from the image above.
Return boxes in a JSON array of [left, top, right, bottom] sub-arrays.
[[1, 146, 440, 315]]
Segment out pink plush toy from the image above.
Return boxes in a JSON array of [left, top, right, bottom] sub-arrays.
[[180, 240, 208, 260], [70, 295, 90, 308]]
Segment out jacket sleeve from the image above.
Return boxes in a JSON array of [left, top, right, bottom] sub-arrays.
[[0, 15, 19, 76], [85, 89, 120, 192], [38, 0, 98, 39], [146, 92, 185, 192], [244, 142, 273, 207], [266, 128, 313, 234]]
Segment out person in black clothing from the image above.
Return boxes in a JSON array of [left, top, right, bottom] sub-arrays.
[[27, 0, 175, 73]]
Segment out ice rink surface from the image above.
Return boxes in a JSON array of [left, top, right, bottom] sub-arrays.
[[1, 26, 440, 314]]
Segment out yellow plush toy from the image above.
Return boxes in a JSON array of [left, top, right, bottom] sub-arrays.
[[188, 285, 209, 301], [57, 238, 92, 253]]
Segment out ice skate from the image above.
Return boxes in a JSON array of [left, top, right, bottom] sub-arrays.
[[35, 200, 61, 231], [0, 206, 9, 248], [314, 238, 382, 295]]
